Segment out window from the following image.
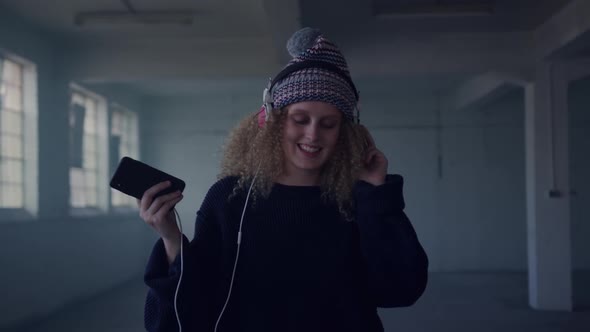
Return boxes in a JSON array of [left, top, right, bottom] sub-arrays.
[[0, 55, 37, 216], [110, 104, 139, 209], [0, 57, 24, 208], [69, 85, 108, 213]]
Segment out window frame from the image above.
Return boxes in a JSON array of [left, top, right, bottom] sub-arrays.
[[0, 51, 38, 222], [68, 83, 109, 217], [109, 102, 140, 214]]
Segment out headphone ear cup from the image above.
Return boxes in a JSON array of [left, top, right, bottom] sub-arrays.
[[259, 85, 273, 128]]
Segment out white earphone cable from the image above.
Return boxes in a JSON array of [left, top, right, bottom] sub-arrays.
[[173, 208, 183, 332], [214, 169, 259, 332]]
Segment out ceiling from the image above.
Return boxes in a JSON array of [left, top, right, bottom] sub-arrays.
[[2, 0, 570, 36], [1, 0, 267, 38], [0, 0, 576, 97]]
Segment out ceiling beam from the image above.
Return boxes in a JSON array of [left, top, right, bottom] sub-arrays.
[[535, 0, 590, 59], [447, 71, 530, 112], [374, 2, 494, 19]]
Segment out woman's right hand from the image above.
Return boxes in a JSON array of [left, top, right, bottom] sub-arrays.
[[137, 181, 184, 242]]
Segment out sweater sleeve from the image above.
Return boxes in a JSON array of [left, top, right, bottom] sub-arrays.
[[353, 174, 429, 308], [143, 181, 227, 332]]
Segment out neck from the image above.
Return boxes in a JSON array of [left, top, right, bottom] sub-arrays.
[[275, 169, 321, 186]]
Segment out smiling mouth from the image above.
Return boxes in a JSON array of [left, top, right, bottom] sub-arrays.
[[298, 143, 322, 154]]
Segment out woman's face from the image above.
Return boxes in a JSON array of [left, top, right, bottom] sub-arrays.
[[281, 101, 342, 179]]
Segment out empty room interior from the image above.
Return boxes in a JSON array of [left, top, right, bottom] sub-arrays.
[[0, 0, 589, 331]]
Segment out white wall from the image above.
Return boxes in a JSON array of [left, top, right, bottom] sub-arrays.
[[141, 81, 529, 272], [360, 84, 528, 272], [141, 89, 261, 238], [0, 7, 154, 329], [141, 75, 590, 275]]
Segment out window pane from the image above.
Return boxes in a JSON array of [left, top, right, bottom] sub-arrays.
[[0, 59, 26, 209], [119, 144, 129, 158], [83, 134, 96, 152], [120, 113, 128, 132], [84, 170, 97, 188], [70, 167, 84, 188], [69, 89, 105, 210], [84, 100, 97, 134], [0, 83, 6, 107], [83, 150, 97, 170], [96, 108, 106, 135], [85, 98, 96, 115], [112, 187, 136, 208], [71, 186, 84, 207], [129, 116, 138, 136], [1, 183, 23, 208], [111, 109, 139, 208], [113, 110, 139, 159], [111, 111, 121, 136], [0, 135, 23, 158], [111, 188, 119, 205], [85, 188, 97, 206], [4, 85, 22, 111], [85, 116, 96, 134], [126, 195, 136, 207], [2, 60, 22, 86], [1, 110, 23, 135], [1, 159, 23, 183]]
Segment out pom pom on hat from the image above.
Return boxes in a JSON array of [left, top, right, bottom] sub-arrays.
[[270, 27, 359, 121], [286, 27, 322, 58]]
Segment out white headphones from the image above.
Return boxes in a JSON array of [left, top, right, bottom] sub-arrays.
[[258, 61, 362, 125]]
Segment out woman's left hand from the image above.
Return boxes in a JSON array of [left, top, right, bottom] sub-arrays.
[[359, 126, 388, 186]]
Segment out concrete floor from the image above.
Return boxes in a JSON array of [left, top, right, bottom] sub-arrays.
[[15, 280, 146, 332], [380, 272, 590, 332], [14, 272, 590, 332]]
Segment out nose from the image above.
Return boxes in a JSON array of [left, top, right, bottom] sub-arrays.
[[304, 122, 319, 141]]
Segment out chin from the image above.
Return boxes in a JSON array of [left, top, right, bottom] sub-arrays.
[[294, 160, 326, 172]]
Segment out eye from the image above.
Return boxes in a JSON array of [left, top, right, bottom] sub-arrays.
[[320, 120, 339, 129], [291, 115, 309, 125]]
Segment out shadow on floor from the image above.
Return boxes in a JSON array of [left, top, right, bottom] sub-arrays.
[[11, 272, 590, 332]]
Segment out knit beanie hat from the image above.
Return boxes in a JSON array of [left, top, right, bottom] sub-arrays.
[[260, 27, 359, 125]]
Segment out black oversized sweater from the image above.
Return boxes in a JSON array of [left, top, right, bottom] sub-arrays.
[[144, 175, 428, 332]]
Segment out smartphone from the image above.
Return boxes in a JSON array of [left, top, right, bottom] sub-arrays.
[[110, 156, 186, 200]]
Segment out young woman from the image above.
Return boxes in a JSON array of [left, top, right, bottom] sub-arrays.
[[138, 27, 428, 332]]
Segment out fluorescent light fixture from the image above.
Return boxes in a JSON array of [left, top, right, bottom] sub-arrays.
[[375, 3, 494, 18], [74, 11, 196, 26]]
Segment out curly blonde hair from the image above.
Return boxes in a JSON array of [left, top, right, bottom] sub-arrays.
[[219, 108, 368, 219]]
